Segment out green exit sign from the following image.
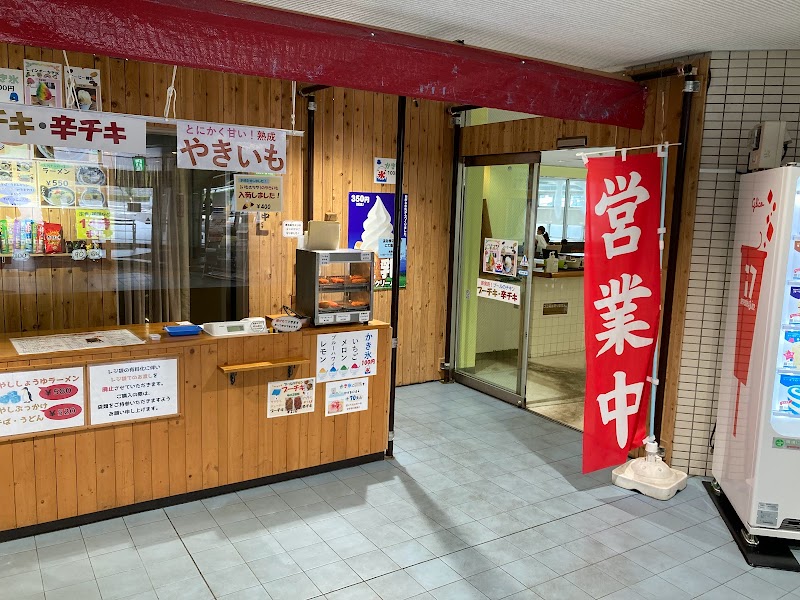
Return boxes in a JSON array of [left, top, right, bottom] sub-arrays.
[[132, 156, 146, 172]]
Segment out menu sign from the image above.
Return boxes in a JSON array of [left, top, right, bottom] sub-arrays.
[[89, 358, 179, 425], [0, 366, 85, 438], [0, 158, 37, 206], [0, 68, 23, 104], [23, 60, 63, 108], [316, 329, 378, 382], [267, 378, 315, 418], [325, 378, 368, 416]]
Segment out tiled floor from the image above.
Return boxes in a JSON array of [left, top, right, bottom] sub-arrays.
[[1, 382, 797, 600]]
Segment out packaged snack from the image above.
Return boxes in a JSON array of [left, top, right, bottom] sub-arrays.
[[35, 221, 45, 254], [17, 219, 33, 252], [0, 220, 8, 254], [44, 223, 63, 254]]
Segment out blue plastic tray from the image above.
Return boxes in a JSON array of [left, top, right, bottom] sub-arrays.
[[163, 325, 203, 337]]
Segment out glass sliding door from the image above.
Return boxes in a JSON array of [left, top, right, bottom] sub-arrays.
[[452, 154, 539, 406]]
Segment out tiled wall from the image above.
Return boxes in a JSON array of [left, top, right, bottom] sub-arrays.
[[673, 50, 800, 475], [529, 276, 585, 358]]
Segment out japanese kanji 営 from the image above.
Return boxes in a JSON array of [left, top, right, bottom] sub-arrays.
[[594, 170, 650, 258]]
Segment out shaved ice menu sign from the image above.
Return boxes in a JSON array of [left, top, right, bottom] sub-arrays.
[[316, 329, 378, 383], [348, 192, 408, 291]]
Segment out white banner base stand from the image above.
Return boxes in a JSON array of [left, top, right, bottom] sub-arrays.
[[611, 437, 688, 501]]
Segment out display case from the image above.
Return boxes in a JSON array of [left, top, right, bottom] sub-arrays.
[[296, 249, 374, 326]]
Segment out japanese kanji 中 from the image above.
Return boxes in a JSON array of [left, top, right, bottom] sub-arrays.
[[596, 371, 644, 449]]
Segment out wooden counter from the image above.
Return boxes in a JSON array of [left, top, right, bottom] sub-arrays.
[[0, 322, 391, 538], [531, 269, 585, 278]]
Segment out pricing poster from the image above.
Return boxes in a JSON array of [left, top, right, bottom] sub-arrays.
[[316, 329, 378, 382], [0, 68, 23, 104], [325, 378, 369, 416], [267, 378, 315, 418], [234, 174, 283, 212], [0, 366, 85, 439], [0, 159, 37, 207], [483, 238, 518, 277], [23, 59, 63, 108], [374, 157, 396, 184], [89, 357, 179, 425], [76, 208, 113, 240], [65, 66, 101, 111]]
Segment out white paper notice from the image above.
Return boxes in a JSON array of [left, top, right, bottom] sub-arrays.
[[88, 357, 179, 425], [0, 366, 85, 438], [316, 329, 378, 382], [325, 377, 369, 416], [267, 378, 315, 418], [11, 329, 145, 355], [282, 220, 303, 238], [476, 278, 521, 305]]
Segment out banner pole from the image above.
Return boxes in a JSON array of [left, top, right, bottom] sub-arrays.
[[648, 145, 669, 439]]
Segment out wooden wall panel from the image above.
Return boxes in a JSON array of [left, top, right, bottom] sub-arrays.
[[0, 324, 390, 533]]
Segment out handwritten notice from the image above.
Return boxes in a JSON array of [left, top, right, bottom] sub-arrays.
[[325, 378, 369, 416], [267, 378, 315, 418], [0, 366, 85, 438], [316, 329, 378, 382], [88, 357, 179, 425], [234, 174, 283, 212]]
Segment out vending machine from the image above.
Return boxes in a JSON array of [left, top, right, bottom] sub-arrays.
[[713, 165, 800, 543]]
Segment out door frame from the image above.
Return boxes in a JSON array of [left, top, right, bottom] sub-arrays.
[[450, 152, 541, 407]]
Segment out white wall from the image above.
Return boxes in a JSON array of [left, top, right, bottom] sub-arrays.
[[528, 277, 585, 358], [673, 50, 800, 475]]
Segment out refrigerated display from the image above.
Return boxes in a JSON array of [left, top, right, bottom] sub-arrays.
[[713, 165, 800, 543]]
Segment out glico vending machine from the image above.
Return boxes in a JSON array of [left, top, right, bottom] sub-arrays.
[[713, 165, 800, 544]]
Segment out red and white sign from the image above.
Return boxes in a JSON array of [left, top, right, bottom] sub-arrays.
[[583, 153, 662, 473], [177, 120, 287, 174], [0, 101, 145, 154]]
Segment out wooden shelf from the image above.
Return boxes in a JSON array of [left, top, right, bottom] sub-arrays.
[[218, 356, 309, 384]]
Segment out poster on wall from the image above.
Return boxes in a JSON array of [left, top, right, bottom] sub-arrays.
[[316, 329, 378, 382], [0, 159, 38, 207], [0, 366, 85, 438], [483, 238, 518, 277], [234, 174, 283, 212], [373, 157, 396, 184], [267, 378, 315, 418], [75, 208, 113, 240], [583, 153, 662, 473], [23, 60, 63, 108], [88, 357, 179, 425], [176, 120, 287, 174], [476, 278, 520, 305], [0, 68, 23, 104], [347, 192, 407, 290], [325, 377, 368, 417], [65, 66, 102, 111]]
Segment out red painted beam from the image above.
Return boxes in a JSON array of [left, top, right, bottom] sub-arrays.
[[0, 0, 647, 128]]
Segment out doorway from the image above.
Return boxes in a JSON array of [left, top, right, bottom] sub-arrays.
[[453, 153, 539, 406]]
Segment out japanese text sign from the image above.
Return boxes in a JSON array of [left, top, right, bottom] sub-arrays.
[[374, 158, 396, 184], [267, 378, 315, 418], [316, 329, 378, 383], [583, 153, 662, 473], [476, 278, 520, 305], [76, 208, 113, 240], [176, 120, 287, 174], [89, 357, 179, 425], [325, 378, 368, 416], [234, 174, 283, 212], [0, 101, 144, 154], [0, 68, 23, 104], [0, 366, 85, 438]]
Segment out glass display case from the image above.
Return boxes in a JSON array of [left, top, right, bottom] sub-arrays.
[[296, 249, 374, 326]]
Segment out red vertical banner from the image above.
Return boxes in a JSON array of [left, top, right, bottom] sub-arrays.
[[583, 153, 662, 473]]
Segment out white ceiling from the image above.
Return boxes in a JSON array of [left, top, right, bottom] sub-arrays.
[[245, 0, 800, 71]]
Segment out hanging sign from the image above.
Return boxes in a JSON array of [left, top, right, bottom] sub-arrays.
[[476, 278, 520, 305], [267, 378, 315, 418], [583, 153, 662, 473], [0, 69, 23, 104], [0, 101, 145, 154], [65, 67, 102, 111], [347, 192, 408, 290], [325, 377, 369, 416], [374, 157, 397, 184], [88, 357, 179, 425], [234, 174, 283, 212], [316, 329, 378, 382], [176, 120, 287, 174], [0, 366, 85, 438], [75, 208, 113, 240], [23, 60, 63, 108]]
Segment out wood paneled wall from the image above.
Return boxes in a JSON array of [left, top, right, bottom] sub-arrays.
[[0, 325, 391, 532], [312, 90, 454, 384], [0, 43, 455, 386], [462, 57, 711, 459]]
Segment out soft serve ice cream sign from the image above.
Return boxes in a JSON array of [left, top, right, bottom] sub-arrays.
[[348, 192, 408, 290]]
